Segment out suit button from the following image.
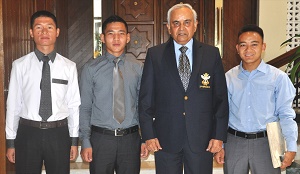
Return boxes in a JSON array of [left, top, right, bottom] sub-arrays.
[[183, 112, 186, 116], [184, 96, 188, 100]]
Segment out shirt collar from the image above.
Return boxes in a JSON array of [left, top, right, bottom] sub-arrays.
[[105, 51, 126, 63], [173, 38, 193, 53], [238, 59, 267, 74], [34, 49, 56, 63]]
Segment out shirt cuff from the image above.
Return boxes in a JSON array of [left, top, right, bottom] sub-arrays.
[[6, 139, 15, 148], [81, 139, 92, 149], [71, 137, 79, 146]]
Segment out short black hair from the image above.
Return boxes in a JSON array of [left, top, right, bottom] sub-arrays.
[[102, 15, 128, 34], [238, 24, 264, 41], [30, 10, 58, 29]]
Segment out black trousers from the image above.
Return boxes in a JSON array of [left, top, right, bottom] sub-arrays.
[[155, 137, 213, 174], [15, 124, 71, 174], [90, 131, 141, 174]]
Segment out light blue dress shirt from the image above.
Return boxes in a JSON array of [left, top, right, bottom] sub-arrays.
[[174, 39, 193, 70], [226, 60, 298, 151]]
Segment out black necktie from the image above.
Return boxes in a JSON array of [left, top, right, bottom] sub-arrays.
[[178, 46, 191, 91], [113, 58, 125, 124], [39, 56, 52, 121]]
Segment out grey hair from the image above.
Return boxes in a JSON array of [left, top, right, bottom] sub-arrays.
[[167, 3, 197, 25]]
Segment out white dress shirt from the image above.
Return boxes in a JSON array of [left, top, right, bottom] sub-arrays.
[[6, 52, 81, 141]]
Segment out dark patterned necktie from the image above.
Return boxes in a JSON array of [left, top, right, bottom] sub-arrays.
[[178, 46, 191, 91], [39, 56, 52, 121], [113, 58, 125, 124]]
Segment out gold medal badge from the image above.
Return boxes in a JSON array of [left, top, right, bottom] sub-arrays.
[[200, 73, 211, 88]]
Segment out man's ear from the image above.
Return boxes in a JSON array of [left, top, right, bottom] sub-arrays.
[[167, 24, 171, 34], [29, 29, 33, 38], [56, 28, 60, 37], [262, 43, 266, 52], [100, 33, 105, 43], [126, 33, 130, 43]]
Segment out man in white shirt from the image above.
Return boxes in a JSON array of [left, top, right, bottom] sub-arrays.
[[5, 10, 80, 174]]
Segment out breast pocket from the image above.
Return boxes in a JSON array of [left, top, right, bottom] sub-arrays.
[[253, 85, 275, 110], [51, 78, 68, 97]]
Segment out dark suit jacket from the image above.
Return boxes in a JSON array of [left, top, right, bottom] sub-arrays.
[[139, 38, 229, 153]]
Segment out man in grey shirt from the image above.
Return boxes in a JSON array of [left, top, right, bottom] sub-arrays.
[[79, 15, 148, 174]]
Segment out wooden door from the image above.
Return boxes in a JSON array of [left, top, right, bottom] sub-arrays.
[[222, 0, 258, 72]]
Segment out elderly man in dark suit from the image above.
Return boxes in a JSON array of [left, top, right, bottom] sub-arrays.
[[138, 3, 229, 174]]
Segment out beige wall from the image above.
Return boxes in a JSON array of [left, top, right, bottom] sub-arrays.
[[259, 0, 287, 63]]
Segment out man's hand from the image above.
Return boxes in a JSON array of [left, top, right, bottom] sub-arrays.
[[206, 139, 223, 153], [70, 146, 78, 161], [281, 151, 296, 169], [81, 147, 93, 162], [140, 143, 149, 158], [145, 138, 162, 152], [6, 148, 15, 163], [214, 148, 225, 164]]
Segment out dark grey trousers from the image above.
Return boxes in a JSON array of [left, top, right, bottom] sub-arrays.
[[15, 124, 71, 174], [90, 131, 141, 174], [224, 133, 281, 174], [154, 136, 213, 174]]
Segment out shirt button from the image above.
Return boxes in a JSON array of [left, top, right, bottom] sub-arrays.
[[248, 106, 251, 109], [184, 96, 188, 100], [183, 112, 186, 116]]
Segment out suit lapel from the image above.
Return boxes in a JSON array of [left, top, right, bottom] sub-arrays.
[[163, 38, 185, 92], [186, 40, 203, 92]]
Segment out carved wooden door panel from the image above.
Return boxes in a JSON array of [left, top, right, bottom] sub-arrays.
[[114, 0, 206, 61], [115, 0, 156, 61]]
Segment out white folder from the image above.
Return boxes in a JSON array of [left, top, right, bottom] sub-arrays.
[[266, 122, 286, 168]]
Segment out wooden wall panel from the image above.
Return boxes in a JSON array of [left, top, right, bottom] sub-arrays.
[[0, 1, 5, 174], [3, 0, 35, 97], [67, 0, 93, 76], [222, 0, 258, 72], [55, 0, 69, 57]]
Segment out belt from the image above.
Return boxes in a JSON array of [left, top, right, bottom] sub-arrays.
[[19, 118, 68, 129], [91, 125, 139, 136], [228, 127, 267, 139]]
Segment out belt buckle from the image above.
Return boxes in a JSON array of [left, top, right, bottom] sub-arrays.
[[245, 133, 257, 139], [39, 121, 48, 129], [115, 129, 123, 136]]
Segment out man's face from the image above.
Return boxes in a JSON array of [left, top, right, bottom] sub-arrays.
[[30, 17, 59, 50], [167, 7, 198, 45], [101, 22, 130, 57], [236, 31, 266, 69]]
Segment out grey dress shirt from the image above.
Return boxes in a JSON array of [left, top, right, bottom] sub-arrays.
[[79, 52, 143, 149]]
